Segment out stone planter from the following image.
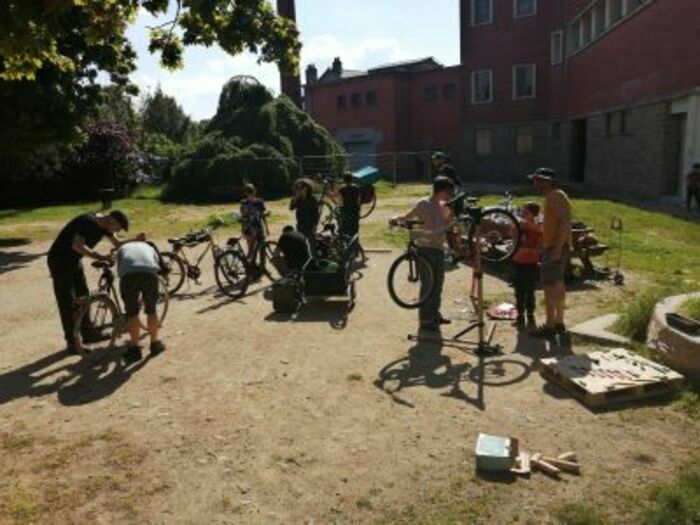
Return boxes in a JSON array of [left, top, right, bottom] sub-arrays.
[[647, 292, 700, 380]]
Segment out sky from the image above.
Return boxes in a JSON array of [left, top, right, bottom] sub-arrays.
[[126, 0, 460, 120]]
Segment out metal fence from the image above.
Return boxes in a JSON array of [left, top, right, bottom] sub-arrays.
[[298, 151, 433, 184]]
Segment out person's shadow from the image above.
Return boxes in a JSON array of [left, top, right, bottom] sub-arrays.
[[0, 345, 152, 407]]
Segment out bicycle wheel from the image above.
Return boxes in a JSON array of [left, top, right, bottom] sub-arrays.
[[473, 208, 521, 263], [160, 252, 186, 295], [139, 277, 169, 331], [261, 241, 286, 282], [359, 190, 377, 219], [73, 294, 119, 353], [387, 251, 436, 309], [214, 249, 249, 299]]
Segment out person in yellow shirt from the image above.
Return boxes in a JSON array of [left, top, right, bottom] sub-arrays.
[[527, 168, 572, 338]]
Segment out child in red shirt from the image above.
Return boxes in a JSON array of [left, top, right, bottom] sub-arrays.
[[513, 202, 543, 329]]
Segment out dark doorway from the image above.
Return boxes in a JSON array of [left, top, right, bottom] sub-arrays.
[[662, 114, 686, 196], [570, 119, 587, 182]]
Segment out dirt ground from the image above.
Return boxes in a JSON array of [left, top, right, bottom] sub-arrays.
[[0, 237, 698, 524]]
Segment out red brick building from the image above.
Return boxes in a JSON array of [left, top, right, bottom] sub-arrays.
[[305, 0, 700, 198]]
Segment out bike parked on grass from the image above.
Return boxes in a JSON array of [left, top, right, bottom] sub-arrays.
[[73, 260, 169, 354]]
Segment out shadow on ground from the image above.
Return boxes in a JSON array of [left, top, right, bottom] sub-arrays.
[[0, 345, 153, 407]]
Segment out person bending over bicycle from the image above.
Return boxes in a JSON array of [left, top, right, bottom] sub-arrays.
[[390, 177, 455, 332], [117, 241, 167, 364], [240, 183, 270, 261], [47, 210, 145, 354]]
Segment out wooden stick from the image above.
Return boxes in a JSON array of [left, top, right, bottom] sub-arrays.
[[542, 456, 581, 474], [531, 453, 561, 477], [558, 452, 578, 462]]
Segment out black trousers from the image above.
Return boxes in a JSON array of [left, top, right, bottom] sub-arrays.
[[513, 263, 538, 317], [687, 188, 700, 212], [48, 259, 90, 344]]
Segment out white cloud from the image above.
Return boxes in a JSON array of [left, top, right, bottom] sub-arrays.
[[302, 34, 414, 72]]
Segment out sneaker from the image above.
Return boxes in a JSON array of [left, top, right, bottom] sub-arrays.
[[530, 325, 556, 339], [123, 345, 142, 365], [512, 316, 525, 329], [150, 340, 166, 357]]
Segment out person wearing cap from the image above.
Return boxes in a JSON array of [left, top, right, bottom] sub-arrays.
[[338, 172, 361, 238], [527, 168, 572, 338], [289, 178, 320, 251], [47, 210, 145, 353], [686, 162, 700, 214]]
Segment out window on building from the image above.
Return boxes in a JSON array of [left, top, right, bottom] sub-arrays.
[[471, 0, 493, 25], [513, 64, 536, 100], [607, 0, 624, 26], [551, 31, 564, 65], [475, 129, 492, 156], [337, 95, 346, 110], [580, 12, 593, 45], [424, 86, 438, 103], [442, 84, 457, 101], [471, 70, 493, 104], [514, 0, 536, 18], [366, 91, 377, 107], [351, 93, 362, 108], [516, 126, 534, 155], [606, 110, 630, 136], [592, 3, 606, 37], [620, 110, 628, 135]]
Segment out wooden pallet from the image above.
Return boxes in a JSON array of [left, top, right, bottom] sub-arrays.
[[539, 348, 684, 408]]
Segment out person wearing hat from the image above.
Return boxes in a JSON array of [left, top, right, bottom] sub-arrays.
[[686, 162, 700, 214], [527, 168, 572, 338], [47, 210, 144, 353], [289, 178, 320, 251]]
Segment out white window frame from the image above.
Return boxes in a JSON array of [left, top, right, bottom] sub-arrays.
[[513, 0, 537, 19], [512, 64, 536, 100], [550, 30, 564, 65], [471, 0, 494, 26], [471, 70, 494, 105]]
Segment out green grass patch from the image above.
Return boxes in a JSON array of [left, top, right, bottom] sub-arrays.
[[643, 457, 700, 525], [552, 502, 609, 525], [611, 288, 673, 342], [673, 381, 700, 421], [678, 296, 700, 322]]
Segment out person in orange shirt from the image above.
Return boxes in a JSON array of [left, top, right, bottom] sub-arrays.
[[528, 168, 572, 338], [512, 202, 542, 330]]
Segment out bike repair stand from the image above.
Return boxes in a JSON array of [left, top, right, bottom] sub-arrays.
[[408, 236, 501, 356]]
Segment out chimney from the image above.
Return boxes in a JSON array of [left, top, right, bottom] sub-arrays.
[[332, 57, 343, 75], [276, 0, 302, 107], [306, 64, 318, 85]]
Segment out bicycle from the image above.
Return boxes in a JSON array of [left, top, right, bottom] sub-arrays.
[[318, 206, 367, 270], [160, 226, 230, 295], [214, 231, 284, 300], [315, 174, 378, 224], [72, 260, 169, 354], [386, 219, 436, 309], [386, 196, 521, 309]]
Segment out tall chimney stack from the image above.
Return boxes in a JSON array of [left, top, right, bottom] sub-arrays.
[[277, 0, 302, 107]]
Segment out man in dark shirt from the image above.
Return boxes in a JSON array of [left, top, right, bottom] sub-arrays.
[[338, 172, 361, 238], [276, 226, 311, 273], [47, 210, 137, 353], [290, 178, 320, 242], [431, 152, 461, 188]]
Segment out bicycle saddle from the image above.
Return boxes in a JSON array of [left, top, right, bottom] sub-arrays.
[[227, 236, 240, 246], [91, 260, 114, 269], [168, 237, 183, 244]]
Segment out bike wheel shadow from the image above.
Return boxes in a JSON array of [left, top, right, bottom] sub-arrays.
[[264, 299, 352, 330], [375, 333, 531, 411]]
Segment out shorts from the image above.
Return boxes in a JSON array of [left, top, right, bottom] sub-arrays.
[[540, 245, 570, 287], [120, 272, 159, 318]]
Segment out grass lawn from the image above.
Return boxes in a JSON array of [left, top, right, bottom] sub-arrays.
[[2, 183, 699, 291]]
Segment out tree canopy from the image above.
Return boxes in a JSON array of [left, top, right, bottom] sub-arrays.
[[0, 0, 300, 154], [141, 86, 191, 142]]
